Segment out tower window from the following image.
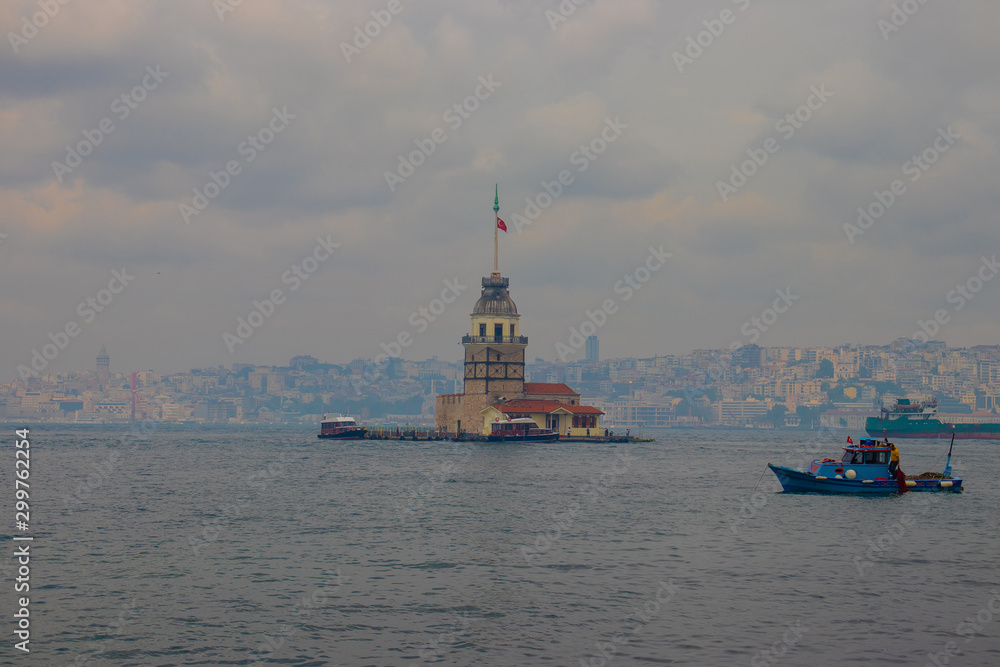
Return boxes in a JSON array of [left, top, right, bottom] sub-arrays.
[[479, 323, 486, 337], [495, 324, 503, 339]]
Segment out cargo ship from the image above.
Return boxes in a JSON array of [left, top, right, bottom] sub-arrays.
[[865, 398, 1000, 439]]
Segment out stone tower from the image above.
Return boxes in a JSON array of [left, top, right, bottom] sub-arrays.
[[435, 187, 528, 434], [96, 345, 110, 390], [463, 272, 527, 397]]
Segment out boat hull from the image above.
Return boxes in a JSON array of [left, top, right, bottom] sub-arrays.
[[866, 418, 1000, 440], [768, 464, 962, 494], [317, 428, 368, 440], [486, 433, 560, 443]]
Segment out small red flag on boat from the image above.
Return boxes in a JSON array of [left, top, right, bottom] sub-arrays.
[[847, 436, 853, 444], [497, 217, 507, 233]]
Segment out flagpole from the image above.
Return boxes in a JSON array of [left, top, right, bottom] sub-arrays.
[[493, 184, 500, 274]]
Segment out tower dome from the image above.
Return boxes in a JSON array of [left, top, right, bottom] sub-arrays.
[[472, 274, 518, 316]]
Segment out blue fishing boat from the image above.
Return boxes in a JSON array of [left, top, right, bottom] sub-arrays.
[[767, 436, 963, 494]]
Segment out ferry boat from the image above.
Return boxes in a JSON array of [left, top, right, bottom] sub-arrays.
[[767, 437, 963, 494], [866, 398, 1000, 439], [317, 414, 367, 440], [487, 417, 559, 442]]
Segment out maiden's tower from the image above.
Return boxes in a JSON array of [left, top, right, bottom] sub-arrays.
[[435, 188, 603, 436]]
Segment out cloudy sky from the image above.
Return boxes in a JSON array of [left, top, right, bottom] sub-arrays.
[[2, 0, 999, 382]]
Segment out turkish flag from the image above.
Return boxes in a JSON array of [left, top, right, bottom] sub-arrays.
[[497, 218, 507, 232], [847, 436, 853, 444]]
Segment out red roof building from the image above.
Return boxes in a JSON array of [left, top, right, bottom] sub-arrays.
[[481, 398, 604, 435]]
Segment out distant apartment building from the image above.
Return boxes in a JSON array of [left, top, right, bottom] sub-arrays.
[[265, 373, 286, 394], [194, 400, 236, 421], [20, 392, 43, 413], [975, 390, 1000, 411], [290, 355, 319, 369], [160, 403, 181, 421], [819, 409, 874, 430], [93, 401, 130, 419], [585, 335, 599, 363], [834, 362, 857, 380], [711, 399, 770, 425], [978, 361, 1000, 385], [592, 396, 680, 427]]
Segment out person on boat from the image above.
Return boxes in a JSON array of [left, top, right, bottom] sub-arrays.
[[888, 442, 900, 476]]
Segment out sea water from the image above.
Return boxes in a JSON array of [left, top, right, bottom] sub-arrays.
[[10, 424, 1000, 665]]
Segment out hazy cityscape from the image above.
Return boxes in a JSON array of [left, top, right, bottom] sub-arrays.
[[7, 338, 1000, 428], [5, 0, 1000, 664]]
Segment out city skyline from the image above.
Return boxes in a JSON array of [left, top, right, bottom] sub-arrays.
[[6, 336, 999, 426], [13, 334, 1000, 378]]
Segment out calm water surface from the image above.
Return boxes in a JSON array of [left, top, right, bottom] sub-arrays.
[[6, 424, 1000, 666]]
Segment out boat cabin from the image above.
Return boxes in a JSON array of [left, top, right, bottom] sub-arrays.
[[492, 417, 548, 436], [320, 413, 363, 437], [808, 438, 892, 481]]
